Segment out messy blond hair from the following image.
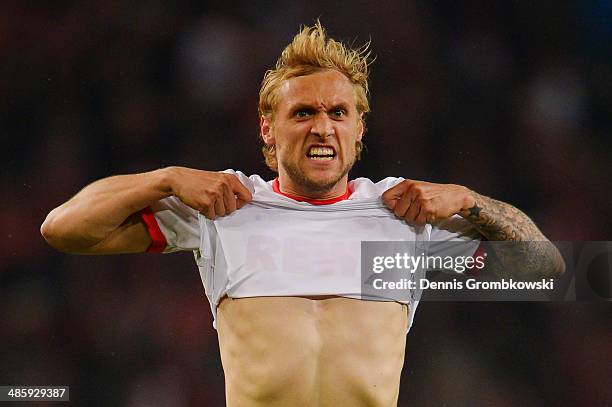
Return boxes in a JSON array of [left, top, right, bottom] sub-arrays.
[[259, 20, 372, 171]]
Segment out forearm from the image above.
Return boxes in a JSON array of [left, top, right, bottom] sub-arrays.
[[461, 193, 545, 241], [381, 179, 565, 278], [461, 192, 565, 278], [41, 168, 172, 251]]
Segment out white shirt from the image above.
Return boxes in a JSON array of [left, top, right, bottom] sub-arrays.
[[146, 170, 481, 331]]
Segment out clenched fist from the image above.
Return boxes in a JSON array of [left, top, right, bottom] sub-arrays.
[[382, 179, 476, 226], [165, 167, 252, 219]]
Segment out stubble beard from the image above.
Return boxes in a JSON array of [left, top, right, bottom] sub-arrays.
[[281, 151, 356, 195]]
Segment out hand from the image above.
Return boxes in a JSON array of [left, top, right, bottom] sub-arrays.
[[165, 167, 252, 219], [382, 179, 475, 226]]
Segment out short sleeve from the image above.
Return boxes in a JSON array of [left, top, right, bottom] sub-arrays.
[[428, 215, 482, 260], [141, 196, 201, 253]]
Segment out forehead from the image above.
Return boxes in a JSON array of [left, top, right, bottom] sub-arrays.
[[276, 70, 357, 110]]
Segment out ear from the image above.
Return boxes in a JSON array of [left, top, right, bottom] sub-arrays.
[[356, 114, 364, 142], [260, 115, 275, 145]]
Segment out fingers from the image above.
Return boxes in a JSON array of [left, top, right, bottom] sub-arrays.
[[417, 199, 438, 225], [382, 179, 414, 209], [229, 176, 253, 203], [405, 199, 421, 224], [214, 196, 226, 218], [201, 174, 252, 220], [223, 181, 237, 214], [415, 205, 429, 225], [224, 174, 252, 214], [393, 198, 428, 226], [385, 179, 465, 226], [392, 195, 412, 218], [383, 180, 432, 226], [236, 198, 248, 210], [203, 204, 216, 220]]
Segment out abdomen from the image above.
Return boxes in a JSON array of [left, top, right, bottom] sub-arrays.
[[217, 296, 408, 406]]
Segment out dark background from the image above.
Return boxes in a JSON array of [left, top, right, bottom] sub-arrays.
[[1, 1, 611, 406]]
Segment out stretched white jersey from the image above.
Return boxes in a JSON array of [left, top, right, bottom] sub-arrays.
[[144, 170, 481, 331]]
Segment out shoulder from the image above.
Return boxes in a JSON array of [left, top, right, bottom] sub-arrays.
[[349, 177, 405, 199]]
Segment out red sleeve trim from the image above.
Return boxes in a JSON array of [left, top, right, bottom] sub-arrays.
[[140, 207, 167, 253]]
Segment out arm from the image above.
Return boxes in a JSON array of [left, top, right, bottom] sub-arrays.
[[382, 180, 565, 279], [459, 192, 565, 279], [40, 167, 252, 254]]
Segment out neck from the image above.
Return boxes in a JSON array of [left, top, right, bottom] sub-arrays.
[[276, 173, 350, 201]]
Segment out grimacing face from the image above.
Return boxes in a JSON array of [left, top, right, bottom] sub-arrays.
[[260, 70, 364, 198]]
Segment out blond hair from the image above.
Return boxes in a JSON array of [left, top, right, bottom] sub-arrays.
[[259, 21, 372, 171]]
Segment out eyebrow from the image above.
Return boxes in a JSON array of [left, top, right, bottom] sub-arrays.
[[288, 102, 351, 116], [328, 103, 350, 112], [288, 103, 316, 115]]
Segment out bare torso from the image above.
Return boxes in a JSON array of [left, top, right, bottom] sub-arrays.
[[217, 296, 408, 407]]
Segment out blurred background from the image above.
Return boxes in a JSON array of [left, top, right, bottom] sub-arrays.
[[1, 1, 611, 406]]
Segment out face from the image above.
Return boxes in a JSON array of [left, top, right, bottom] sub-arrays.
[[260, 70, 364, 197]]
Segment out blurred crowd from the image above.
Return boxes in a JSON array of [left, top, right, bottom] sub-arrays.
[[1, 1, 610, 406]]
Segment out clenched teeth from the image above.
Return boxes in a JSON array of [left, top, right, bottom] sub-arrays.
[[307, 146, 335, 157]]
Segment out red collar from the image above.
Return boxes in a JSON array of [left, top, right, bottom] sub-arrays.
[[272, 178, 351, 205]]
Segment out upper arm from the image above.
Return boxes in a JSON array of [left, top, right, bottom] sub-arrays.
[[44, 196, 201, 255], [80, 213, 152, 254], [41, 210, 153, 255], [67, 195, 201, 255], [84, 196, 201, 255]]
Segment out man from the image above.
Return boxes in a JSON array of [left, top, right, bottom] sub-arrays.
[[41, 22, 563, 406]]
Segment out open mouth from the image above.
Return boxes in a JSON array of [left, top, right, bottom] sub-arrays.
[[306, 146, 336, 161]]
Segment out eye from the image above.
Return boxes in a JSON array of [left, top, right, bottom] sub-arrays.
[[296, 109, 311, 118], [332, 108, 346, 118]]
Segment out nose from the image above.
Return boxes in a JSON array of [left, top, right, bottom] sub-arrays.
[[310, 113, 335, 140]]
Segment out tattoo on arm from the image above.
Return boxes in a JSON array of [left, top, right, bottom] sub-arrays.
[[463, 193, 565, 279], [465, 193, 545, 241]]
